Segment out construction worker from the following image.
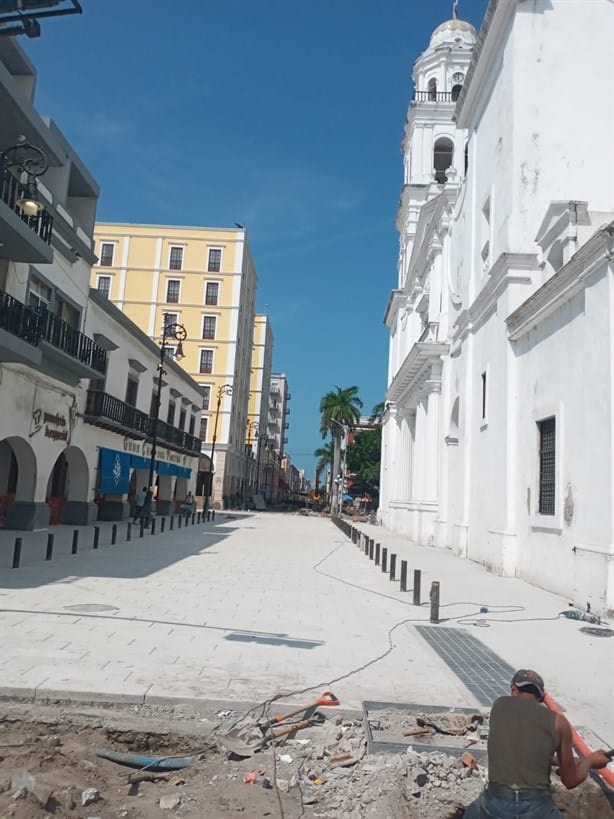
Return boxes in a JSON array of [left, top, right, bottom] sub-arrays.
[[464, 669, 611, 818]]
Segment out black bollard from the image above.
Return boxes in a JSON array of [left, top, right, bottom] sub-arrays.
[[197, 511, 201, 524], [71, 529, 79, 555], [161, 517, 166, 533], [381, 547, 388, 573], [375, 543, 380, 566], [369, 540, 374, 560], [12, 537, 22, 569], [389, 553, 397, 581], [170, 515, 174, 530], [430, 581, 440, 624], [364, 537, 369, 556], [207, 510, 211, 521], [151, 518, 156, 535], [139, 520, 144, 538], [111, 524, 117, 545], [212, 510, 215, 521], [178, 514, 182, 529], [46, 533, 54, 561], [127, 523, 132, 542], [93, 526, 100, 550], [192, 512, 196, 525], [413, 569, 421, 606], [400, 560, 408, 592]]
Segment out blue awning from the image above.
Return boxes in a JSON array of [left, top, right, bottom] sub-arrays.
[[130, 454, 151, 470], [130, 453, 191, 479]]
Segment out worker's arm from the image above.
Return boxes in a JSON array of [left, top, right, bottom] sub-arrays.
[[555, 714, 611, 789]]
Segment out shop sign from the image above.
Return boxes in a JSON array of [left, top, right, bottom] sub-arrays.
[[31, 408, 68, 442]]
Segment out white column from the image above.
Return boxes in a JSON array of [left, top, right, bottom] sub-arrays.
[[423, 365, 443, 502]]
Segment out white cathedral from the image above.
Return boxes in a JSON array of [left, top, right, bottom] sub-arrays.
[[379, 0, 614, 614]]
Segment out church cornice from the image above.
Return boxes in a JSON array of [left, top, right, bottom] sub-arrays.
[[453, 251, 537, 342], [506, 224, 614, 341], [455, 0, 515, 128], [383, 289, 405, 328], [386, 338, 449, 405]]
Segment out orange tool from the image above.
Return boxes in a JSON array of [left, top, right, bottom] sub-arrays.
[[261, 691, 340, 730]]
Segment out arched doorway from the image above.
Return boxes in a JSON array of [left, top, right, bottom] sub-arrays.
[[0, 437, 37, 528], [46, 446, 91, 525]]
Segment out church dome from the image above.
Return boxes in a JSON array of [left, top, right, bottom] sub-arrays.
[[429, 18, 477, 49]]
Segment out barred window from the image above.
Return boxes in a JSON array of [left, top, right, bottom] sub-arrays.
[[166, 279, 180, 303], [202, 385, 211, 411], [200, 416, 208, 440], [169, 246, 184, 270], [205, 281, 219, 305], [538, 417, 556, 515], [202, 315, 216, 340], [97, 276, 111, 297], [199, 349, 214, 374], [100, 242, 114, 266], [208, 248, 222, 272]]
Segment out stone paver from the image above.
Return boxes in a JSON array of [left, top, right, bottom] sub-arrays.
[[0, 512, 612, 749]]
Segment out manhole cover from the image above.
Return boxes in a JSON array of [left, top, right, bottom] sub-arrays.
[[580, 626, 613, 638], [64, 604, 119, 613]]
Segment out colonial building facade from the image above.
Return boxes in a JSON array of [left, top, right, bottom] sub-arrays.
[[380, 0, 614, 614], [91, 223, 258, 508]]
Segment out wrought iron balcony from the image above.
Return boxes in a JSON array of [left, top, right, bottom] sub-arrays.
[[39, 309, 107, 375], [85, 390, 201, 456], [0, 289, 41, 346], [0, 167, 53, 261]]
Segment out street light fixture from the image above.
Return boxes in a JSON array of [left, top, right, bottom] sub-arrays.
[[203, 383, 233, 517], [142, 313, 187, 521], [328, 418, 348, 517], [1, 135, 48, 216]]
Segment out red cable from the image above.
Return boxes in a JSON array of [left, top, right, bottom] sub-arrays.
[[544, 694, 614, 789]]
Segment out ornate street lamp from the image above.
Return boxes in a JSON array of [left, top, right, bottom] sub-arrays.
[[1, 135, 48, 216], [203, 383, 233, 517], [244, 420, 258, 501], [255, 432, 268, 498], [142, 313, 186, 521]]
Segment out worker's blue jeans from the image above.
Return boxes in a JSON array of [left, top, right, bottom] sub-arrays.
[[464, 784, 564, 818]]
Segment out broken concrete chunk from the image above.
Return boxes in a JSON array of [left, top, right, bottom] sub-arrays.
[[81, 787, 101, 806], [159, 793, 182, 809]]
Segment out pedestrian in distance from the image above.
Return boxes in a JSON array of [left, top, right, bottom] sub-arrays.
[[464, 669, 611, 818], [181, 491, 195, 515], [133, 486, 147, 523]]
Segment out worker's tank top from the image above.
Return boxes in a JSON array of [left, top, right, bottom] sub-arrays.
[[488, 696, 558, 790]]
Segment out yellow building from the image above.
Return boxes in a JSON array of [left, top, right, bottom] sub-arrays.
[[90, 223, 257, 508], [245, 315, 274, 496]]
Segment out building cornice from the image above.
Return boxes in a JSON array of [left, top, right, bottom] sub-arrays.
[[386, 340, 449, 404], [405, 187, 458, 296], [453, 252, 537, 341], [506, 224, 614, 340], [384, 289, 404, 328], [455, 0, 515, 128]]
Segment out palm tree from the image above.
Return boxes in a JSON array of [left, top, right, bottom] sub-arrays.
[[369, 401, 386, 426], [319, 386, 363, 438], [314, 440, 335, 474], [319, 386, 363, 514]]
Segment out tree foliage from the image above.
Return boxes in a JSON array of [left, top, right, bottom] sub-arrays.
[[314, 440, 335, 473], [346, 427, 381, 488], [319, 385, 363, 438]]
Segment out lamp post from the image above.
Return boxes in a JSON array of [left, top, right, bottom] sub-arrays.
[[1, 135, 48, 216], [203, 383, 233, 517], [244, 420, 258, 501], [142, 313, 186, 522], [328, 419, 348, 517]]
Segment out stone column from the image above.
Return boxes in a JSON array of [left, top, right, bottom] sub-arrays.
[[423, 364, 443, 503]]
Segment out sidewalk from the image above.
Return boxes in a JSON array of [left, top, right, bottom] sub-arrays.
[[0, 511, 612, 748]]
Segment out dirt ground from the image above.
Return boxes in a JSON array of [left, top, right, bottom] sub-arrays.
[[0, 700, 612, 819]]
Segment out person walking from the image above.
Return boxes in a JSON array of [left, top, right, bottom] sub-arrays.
[[133, 486, 147, 524], [464, 669, 611, 818]]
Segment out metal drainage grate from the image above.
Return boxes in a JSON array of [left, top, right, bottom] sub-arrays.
[[580, 626, 614, 638], [415, 626, 514, 706]]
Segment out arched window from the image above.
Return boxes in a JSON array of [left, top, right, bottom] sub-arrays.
[[434, 137, 454, 184], [451, 84, 463, 101], [428, 78, 437, 101]]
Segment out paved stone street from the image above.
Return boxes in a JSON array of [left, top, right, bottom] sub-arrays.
[[1, 512, 612, 747]]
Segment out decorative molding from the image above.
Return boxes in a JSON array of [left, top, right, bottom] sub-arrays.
[[507, 224, 614, 341], [386, 340, 449, 405], [128, 358, 147, 373]]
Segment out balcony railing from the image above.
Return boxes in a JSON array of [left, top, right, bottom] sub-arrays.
[[39, 310, 107, 375], [412, 91, 455, 104], [418, 321, 440, 343], [1, 167, 53, 245], [85, 390, 201, 456], [0, 289, 41, 346]]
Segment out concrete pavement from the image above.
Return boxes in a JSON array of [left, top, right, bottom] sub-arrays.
[[0, 511, 612, 749]]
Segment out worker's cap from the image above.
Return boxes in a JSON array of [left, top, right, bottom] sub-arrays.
[[512, 669, 545, 700]]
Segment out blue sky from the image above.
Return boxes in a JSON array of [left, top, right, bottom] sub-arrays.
[[23, 0, 488, 479]]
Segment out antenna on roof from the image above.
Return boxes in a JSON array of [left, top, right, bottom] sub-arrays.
[[453, 1, 459, 19]]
